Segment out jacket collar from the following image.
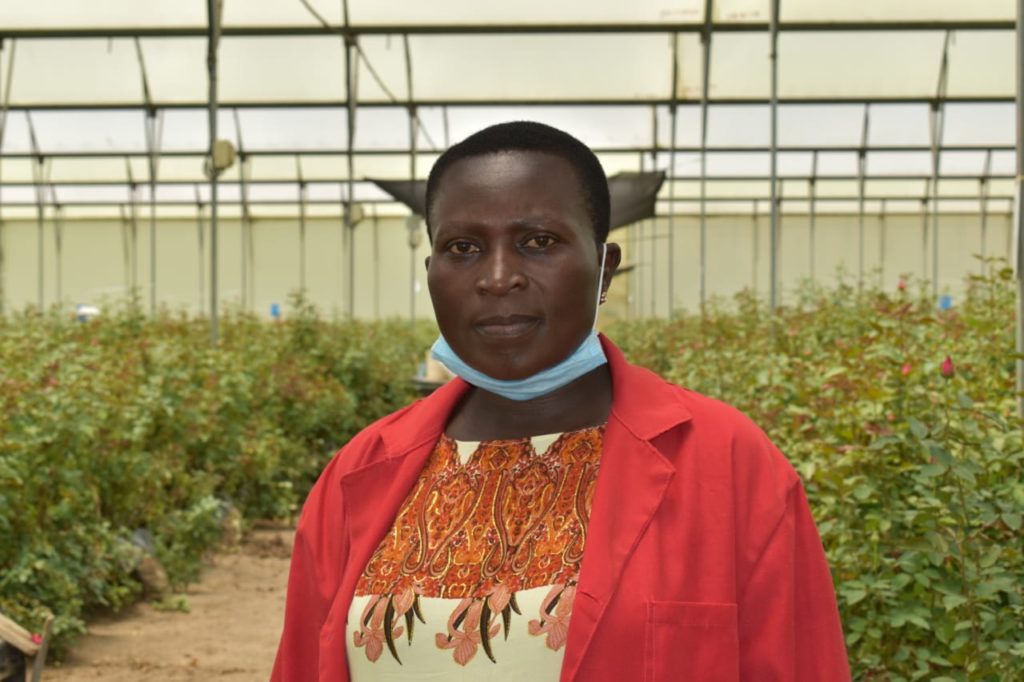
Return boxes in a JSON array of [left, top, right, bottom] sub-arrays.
[[378, 375, 470, 458], [600, 334, 692, 439], [376, 333, 691, 457]]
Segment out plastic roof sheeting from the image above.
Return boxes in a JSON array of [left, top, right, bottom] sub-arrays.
[[0, 1, 1016, 218], [2, 0, 1012, 29]]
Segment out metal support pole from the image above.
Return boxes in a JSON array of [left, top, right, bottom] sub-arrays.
[[650, 217, 658, 316], [699, 3, 712, 310], [146, 113, 160, 314], [129, 181, 139, 293], [628, 218, 637, 319], [809, 151, 818, 281], [857, 105, 870, 290], [931, 125, 941, 301], [980, 149, 992, 275], [0, 39, 14, 317], [343, 43, 357, 318], [1016, 0, 1024, 417], [249, 186, 255, 308], [409, 223, 417, 323], [768, 0, 780, 310], [32, 158, 44, 309], [752, 200, 760, 292], [241, 155, 254, 309], [921, 194, 929, 280], [636, 220, 645, 318], [207, 0, 222, 343], [372, 206, 380, 319], [879, 199, 888, 285], [119, 204, 130, 294], [668, 33, 679, 317], [26, 114, 47, 310], [405, 34, 418, 325], [648, 116, 656, 318], [52, 190, 63, 305], [930, 32, 951, 302], [298, 171, 308, 293], [233, 109, 254, 311], [343, 0, 357, 318], [0, 151, 4, 318], [143, 112, 160, 311], [195, 185, 205, 315], [135, 39, 161, 314]]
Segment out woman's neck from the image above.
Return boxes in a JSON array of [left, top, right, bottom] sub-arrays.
[[443, 365, 613, 441]]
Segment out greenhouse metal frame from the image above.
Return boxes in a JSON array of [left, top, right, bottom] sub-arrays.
[[0, 0, 1021, 411]]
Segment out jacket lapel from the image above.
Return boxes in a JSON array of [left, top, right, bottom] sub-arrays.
[[336, 379, 471, 609], [560, 337, 692, 681]]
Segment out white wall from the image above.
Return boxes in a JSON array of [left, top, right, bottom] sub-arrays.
[[0, 212, 1013, 320], [618, 212, 1015, 318], [0, 215, 434, 320]]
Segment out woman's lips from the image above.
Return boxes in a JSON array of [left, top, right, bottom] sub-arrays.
[[474, 315, 540, 337]]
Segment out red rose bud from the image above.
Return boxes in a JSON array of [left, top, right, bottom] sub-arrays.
[[897, 279, 907, 291], [940, 356, 955, 378], [31, 633, 42, 645], [901, 363, 912, 376]]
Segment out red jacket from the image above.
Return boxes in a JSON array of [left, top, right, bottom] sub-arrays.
[[272, 337, 850, 681]]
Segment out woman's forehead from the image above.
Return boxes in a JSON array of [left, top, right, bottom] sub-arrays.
[[426, 150, 601, 245], [437, 150, 583, 194]]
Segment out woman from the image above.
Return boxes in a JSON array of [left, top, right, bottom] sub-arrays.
[[272, 122, 849, 681]]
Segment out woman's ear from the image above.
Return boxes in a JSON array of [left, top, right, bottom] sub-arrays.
[[601, 243, 623, 291]]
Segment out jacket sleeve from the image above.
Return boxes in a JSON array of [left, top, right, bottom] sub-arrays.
[[271, 452, 350, 682], [737, 480, 850, 680]]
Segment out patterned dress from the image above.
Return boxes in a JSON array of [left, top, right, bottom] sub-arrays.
[[347, 426, 604, 680]]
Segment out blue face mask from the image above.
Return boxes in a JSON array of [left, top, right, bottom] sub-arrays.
[[431, 244, 609, 402]]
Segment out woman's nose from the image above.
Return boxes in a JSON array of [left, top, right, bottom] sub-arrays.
[[476, 248, 526, 295]]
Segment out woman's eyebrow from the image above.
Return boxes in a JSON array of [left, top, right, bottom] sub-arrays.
[[506, 217, 576, 232]]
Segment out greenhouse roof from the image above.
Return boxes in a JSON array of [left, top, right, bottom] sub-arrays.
[[0, 0, 1017, 218]]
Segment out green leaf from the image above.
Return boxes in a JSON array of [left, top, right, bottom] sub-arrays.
[[843, 589, 868, 605], [942, 594, 968, 611], [1002, 513, 1022, 531], [925, 442, 954, 466], [852, 484, 875, 501], [907, 417, 929, 439], [906, 615, 931, 630]]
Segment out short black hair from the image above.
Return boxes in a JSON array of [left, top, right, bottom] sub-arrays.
[[425, 121, 610, 243]]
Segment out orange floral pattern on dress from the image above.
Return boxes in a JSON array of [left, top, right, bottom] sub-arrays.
[[352, 427, 603, 666]]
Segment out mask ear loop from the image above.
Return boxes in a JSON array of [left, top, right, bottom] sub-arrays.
[[592, 243, 608, 330]]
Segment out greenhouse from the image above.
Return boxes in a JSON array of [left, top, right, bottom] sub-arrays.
[[1, 0, 1022, 680]]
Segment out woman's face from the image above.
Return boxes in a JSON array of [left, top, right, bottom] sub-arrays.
[[427, 150, 618, 381]]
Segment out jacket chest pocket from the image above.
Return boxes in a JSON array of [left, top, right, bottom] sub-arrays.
[[644, 601, 739, 682]]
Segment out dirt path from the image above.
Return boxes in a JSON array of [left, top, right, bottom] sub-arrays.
[[47, 528, 294, 682]]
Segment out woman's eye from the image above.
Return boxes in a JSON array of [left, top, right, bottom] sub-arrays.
[[446, 240, 479, 255], [523, 235, 556, 249]]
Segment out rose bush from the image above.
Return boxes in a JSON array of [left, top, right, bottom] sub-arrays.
[[0, 295, 434, 655], [610, 264, 1024, 680]]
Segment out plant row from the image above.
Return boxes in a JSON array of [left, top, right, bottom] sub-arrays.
[[609, 265, 1024, 681], [0, 294, 434, 655]]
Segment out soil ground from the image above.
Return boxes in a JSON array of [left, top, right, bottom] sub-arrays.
[[46, 527, 294, 682]]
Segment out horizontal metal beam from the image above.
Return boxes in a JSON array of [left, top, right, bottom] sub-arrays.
[[0, 144, 1014, 161], [0, 173, 1014, 188], [0, 194, 1012, 210], [0, 95, 1013, 112], [0, 20, 1013, 39]]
